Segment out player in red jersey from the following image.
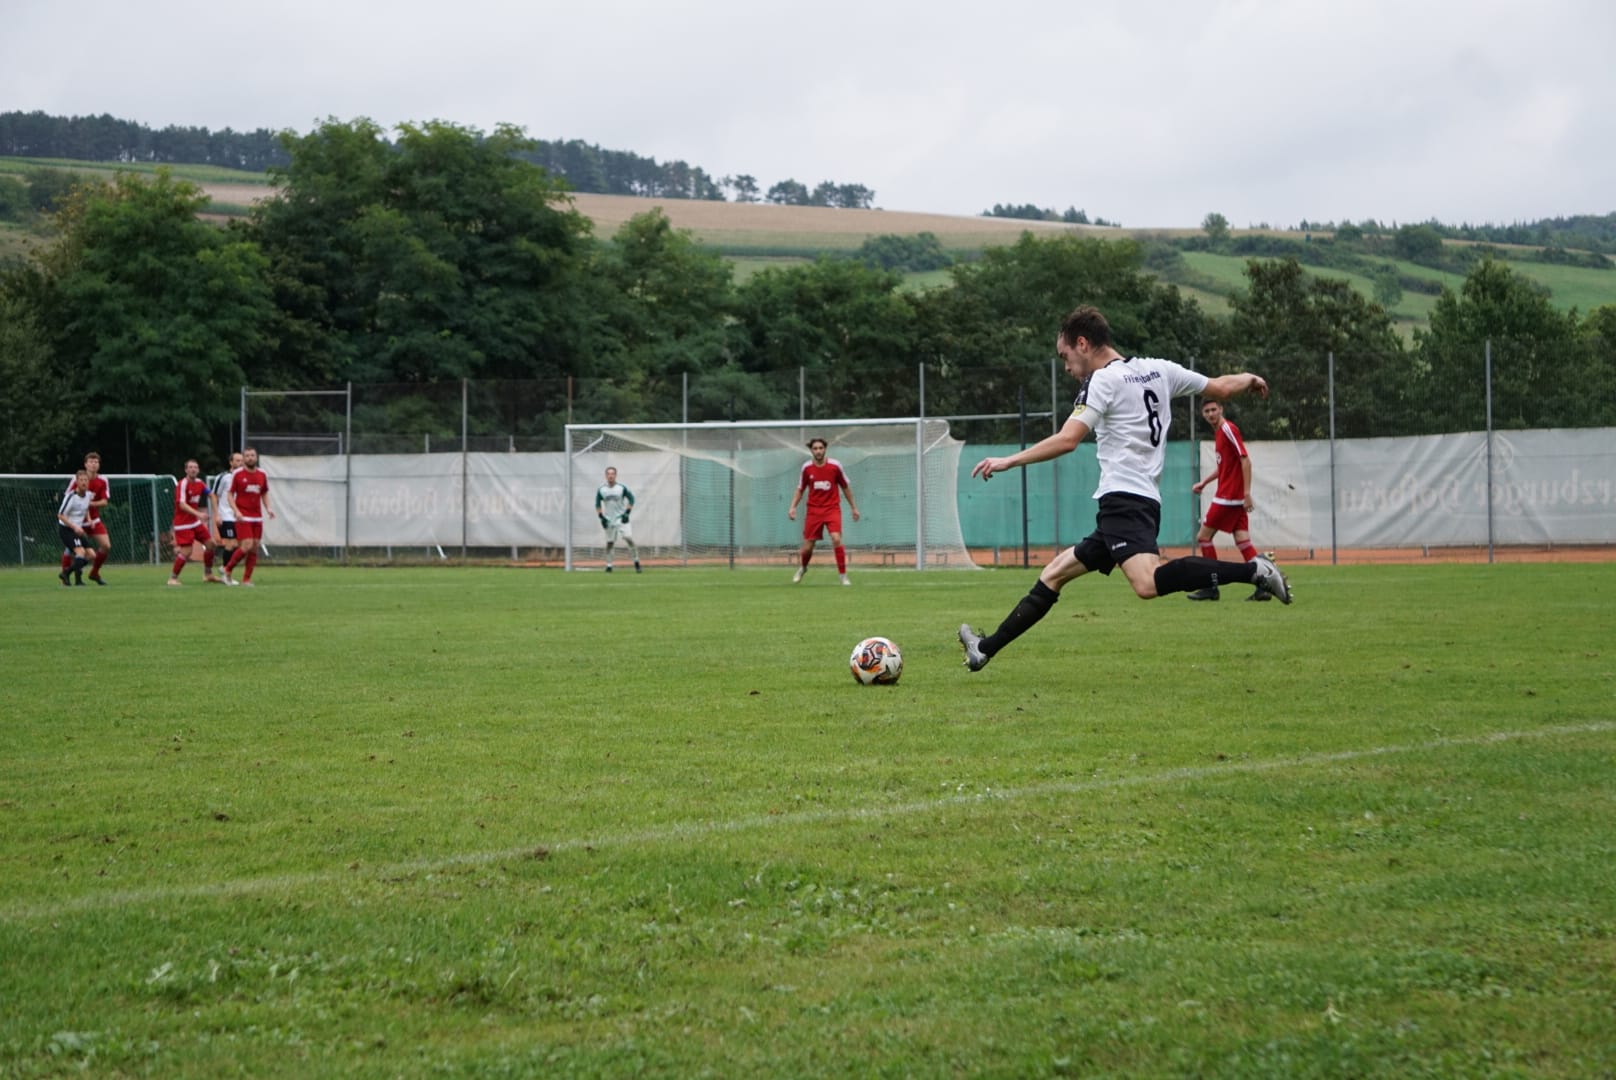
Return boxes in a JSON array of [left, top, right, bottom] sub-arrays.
[[1187, 399, 1266, 601], [61, 451, 112, 584], [786, 437, 860, 585], [167, 459, 219, 586], [223, 447, 275, 586]]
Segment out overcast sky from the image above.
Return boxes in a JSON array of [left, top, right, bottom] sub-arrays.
[[6, 0, 1613, 228]]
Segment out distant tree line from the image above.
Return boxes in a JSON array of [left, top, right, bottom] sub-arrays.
[[0, 111, 875, 208], [984, 203, 1120, 227], [1298, 213, 1616, 257], [1, 119, 1612, 474], [0, 110, 291, 171]]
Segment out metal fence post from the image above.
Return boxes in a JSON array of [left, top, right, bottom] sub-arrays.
[[1328, 352, 1338, 565], [1485, 341, 1494, 564]]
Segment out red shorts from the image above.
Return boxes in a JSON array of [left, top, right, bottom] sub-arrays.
[[235, 520, 264, 541], [84, 519, 109, 538], [1202, 502, 1249, 535], [803, 512, 842, 541], [175, 521, 212, 546]]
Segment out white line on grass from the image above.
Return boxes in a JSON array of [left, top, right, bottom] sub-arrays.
[[4, 720, 1612, 922]]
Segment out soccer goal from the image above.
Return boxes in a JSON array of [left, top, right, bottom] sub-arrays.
[[563, 418, 978, 571], [0, 474, 176, 567]]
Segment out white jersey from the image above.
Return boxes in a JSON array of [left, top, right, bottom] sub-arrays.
[[595, 482, 633, 524], [211, 468, 242, 522], [58, 487, 93, 529], [1071, 356, 1208, 502]]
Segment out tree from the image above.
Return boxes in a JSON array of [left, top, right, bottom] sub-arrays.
[[1580, 305, 1616, 426], [250, 119, 596, 388], [1413, 257, 1586, 430], [31, 170, 276, 468], [0, 290, 79, 470], [1393, 223, 1444, 264], [585, 209, 737, 421], [0, 175, 29, 221], [852, 232, 951, 273], [731, 259, 921, 417], [1202, 212, 1230, 246], [766, 179, 811, 206], [915, 233, 1214, 427], [1216, 258, 1405, 438], [725, 174, 760, 203]]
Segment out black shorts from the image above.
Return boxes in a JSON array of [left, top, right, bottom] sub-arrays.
[[218, 521, 237, 540], [1072, 492, 1162, 575], [58, 524, 87, 552]]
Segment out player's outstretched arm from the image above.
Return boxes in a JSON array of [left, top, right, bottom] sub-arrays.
[[972, 416, 1089, 480], [1203, 372, 1269, 401]]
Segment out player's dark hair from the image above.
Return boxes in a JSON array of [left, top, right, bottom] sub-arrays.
[[806, 438, 827, 449], [1060, 306, 1112, 349], [84, 451, 100, 463]]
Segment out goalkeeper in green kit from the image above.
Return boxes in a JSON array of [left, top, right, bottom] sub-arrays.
[[595, 466, 641, 573]]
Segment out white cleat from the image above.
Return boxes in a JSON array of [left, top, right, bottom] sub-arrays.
[[166, 578, 182, 587], [1249, 555, 1292, 605], [958, 624, 989, 672], [225, 577, 240, 587], [792, 567, 804, 583], [840, 574, 851, 586]]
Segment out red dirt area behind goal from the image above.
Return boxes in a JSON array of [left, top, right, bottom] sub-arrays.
[[976, 545, 1616, 568]]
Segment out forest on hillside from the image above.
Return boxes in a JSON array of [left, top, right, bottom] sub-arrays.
[[0, 110, 873, 207], [2, 118, 1613, 477]]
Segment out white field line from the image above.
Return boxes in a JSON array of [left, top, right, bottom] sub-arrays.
[[4, 720, 1611, 923]]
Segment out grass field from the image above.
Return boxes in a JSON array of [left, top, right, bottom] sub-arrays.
[[2, 562, 1613, 1077]]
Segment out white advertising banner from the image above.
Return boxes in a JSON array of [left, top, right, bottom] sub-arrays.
[[1203, 428, 1616, 548], [263, 451, 691, 549], [269, 428, 1614, 552]]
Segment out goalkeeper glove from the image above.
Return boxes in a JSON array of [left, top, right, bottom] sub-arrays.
[[621, 509, 630, 522], [599, 515, 608, 528]]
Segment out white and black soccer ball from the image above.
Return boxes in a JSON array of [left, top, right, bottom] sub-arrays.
[[850, 636, 903, 685]]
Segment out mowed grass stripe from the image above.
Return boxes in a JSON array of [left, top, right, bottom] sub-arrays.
[[4, 718, 1607, 923]]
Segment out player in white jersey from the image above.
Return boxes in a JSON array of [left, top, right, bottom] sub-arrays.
[[958, 306, 1291, 672], [595, 467, 641, 573], [210, 451, 244, 584], [56, 468, 94, 586]]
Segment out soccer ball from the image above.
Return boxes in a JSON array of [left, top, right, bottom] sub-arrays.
[[850, 636, 903, 685]]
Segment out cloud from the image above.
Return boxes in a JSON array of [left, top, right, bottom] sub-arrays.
[[3, 0, 1613, 227]]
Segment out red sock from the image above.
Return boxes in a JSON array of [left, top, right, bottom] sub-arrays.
[[244, 551, 258, 581], [800, 550, 811, 569], [203, 550, 214, 571], [1238, 541, 1259, 562], [171, 555, 186, 577], [61, 552, 72, 571], [834, 545, 847, 574], [92, 549, 108, 574], [225, 549, 244, 572], [1199, 542, 1218, 560]]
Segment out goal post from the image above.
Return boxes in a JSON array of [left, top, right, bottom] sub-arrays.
[[563, 418, 978, 571]]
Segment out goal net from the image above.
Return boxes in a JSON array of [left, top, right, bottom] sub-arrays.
[[563, 418, 977, 571], [0, 474, 176, 567]]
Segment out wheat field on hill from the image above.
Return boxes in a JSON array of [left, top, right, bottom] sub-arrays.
[[197, 181, 1116, 249]]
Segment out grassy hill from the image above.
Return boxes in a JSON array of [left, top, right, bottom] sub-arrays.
[[6, 157, 1615, 327]]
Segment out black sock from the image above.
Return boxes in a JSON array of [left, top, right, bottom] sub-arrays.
[[982, 580, 1060, 657], [1153, 556, 1257, 596]]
